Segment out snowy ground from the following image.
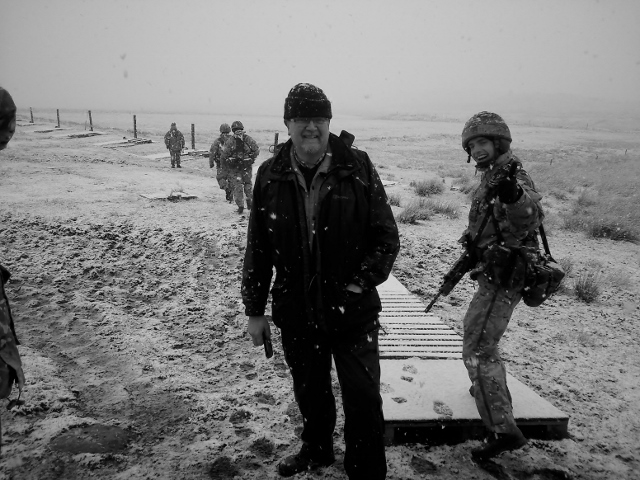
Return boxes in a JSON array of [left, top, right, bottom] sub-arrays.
[[0, 118, 639, 479]]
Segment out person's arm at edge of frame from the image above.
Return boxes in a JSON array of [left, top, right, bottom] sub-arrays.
[[351, 152, 401, 291], [247, 135, 260, 162], [210, 140, 220, 169], [242, 165, 274, 347]]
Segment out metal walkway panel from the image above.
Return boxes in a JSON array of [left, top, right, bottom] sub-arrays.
[[378, 276, 463, 360], [377, 274, 569, 443], [381, 359, 569, 443]]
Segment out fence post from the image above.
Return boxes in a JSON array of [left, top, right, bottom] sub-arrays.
[[30, 107, 34, 123], [56, 109, 60, 128], [88, 110, 93, 131], [133, 115, 137, 139], [191, 123, 195, 150]]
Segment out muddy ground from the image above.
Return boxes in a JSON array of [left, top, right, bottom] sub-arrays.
[[0, 121, 639, 479]]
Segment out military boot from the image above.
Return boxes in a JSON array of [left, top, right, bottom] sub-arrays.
[[246, 199, 252, 210], [471, 431, 528, 461]]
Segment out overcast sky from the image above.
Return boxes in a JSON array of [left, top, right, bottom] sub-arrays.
[[1, 0, 639, 117]]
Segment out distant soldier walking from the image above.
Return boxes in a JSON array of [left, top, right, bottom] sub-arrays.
[[210, 123, 234, 202], [164, 122, 185, 168], [220, 121, 260, 214]]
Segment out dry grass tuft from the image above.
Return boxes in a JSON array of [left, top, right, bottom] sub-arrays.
[[574, 269, 603, 303], [387, 193, 402, 207], [452, 174, 479, 195], [410, 179, 445, 197], [397, 200, 434, 224]]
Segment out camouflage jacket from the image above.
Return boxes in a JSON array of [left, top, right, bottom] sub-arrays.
[[209, 133, 232, 169], [1, 264, 24, 399], [220, 133, 260, 170], [462, 152, 544, 286], [164, 129, 185, 151]]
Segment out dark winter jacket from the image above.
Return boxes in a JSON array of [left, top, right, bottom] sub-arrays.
[[241, 133, 400, 335]]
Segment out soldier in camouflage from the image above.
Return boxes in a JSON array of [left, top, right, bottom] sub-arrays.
[[164, 122, 185, 168], [220, 121, 260, 214], [458, 112, 544, 461], [0, 87, 25, 420], [210, 123, 234, 202]]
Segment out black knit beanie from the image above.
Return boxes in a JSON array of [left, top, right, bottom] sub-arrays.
[[284, 83, 332, 120]]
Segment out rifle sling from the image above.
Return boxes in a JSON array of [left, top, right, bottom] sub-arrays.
[[538, 224, 552, 256]]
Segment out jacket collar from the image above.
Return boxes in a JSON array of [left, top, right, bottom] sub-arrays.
[[268, 133, 359, 177]]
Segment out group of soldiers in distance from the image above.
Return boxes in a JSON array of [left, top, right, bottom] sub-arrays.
[[164, 121, 259, 214]]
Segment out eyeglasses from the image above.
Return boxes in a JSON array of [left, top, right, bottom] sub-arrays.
[[291, 117, 329, 126]]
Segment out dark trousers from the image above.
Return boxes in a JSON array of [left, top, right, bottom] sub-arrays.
[[281, 327, 387, 480]]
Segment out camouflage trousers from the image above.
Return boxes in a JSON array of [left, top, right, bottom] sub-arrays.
[[216, 167, 233, 201], [170, 150, 181, 167], [229, 168, 253, 209], [462, 273, 523, 435]]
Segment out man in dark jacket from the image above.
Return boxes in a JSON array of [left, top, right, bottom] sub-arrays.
[[242, 83, 399, 480]]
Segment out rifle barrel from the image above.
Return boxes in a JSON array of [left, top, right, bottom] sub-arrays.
[[424, 292, 441, 313]]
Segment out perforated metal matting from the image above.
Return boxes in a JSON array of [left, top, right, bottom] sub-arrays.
[[378, 275, 461, 359]]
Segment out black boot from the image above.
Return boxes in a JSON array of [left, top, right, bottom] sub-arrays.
[[471, 431, 528, 461], [277, 444, 335, 477], [237, 206, 244, 214]]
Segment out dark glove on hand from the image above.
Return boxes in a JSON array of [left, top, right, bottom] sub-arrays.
[[496, 176, 522, 204]]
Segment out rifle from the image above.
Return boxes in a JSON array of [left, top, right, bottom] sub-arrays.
[[424, 249, 476, 313], [424, 161, 519, 313]]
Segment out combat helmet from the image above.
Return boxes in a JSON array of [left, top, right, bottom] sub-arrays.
[[219, 123, 231, 134], [0, 86, 17, 151], [231, 120, 244, 132], [461, 111, 511, 153]]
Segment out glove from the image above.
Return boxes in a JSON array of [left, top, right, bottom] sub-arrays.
[[496, 175, 522, 204]]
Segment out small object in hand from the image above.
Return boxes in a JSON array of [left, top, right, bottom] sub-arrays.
[[263, 333, 273, 359]]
